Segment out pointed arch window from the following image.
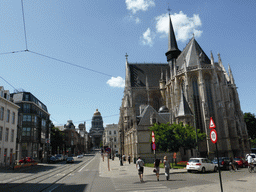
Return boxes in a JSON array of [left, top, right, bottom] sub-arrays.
[[205, 74, 215, 119], [192, 77, 203, 132]]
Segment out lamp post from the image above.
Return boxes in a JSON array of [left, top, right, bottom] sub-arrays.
[[119, 129, 123, 166]]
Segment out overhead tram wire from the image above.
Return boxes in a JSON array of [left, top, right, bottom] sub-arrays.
[[21, 0, 28, 51], [0, 50, 28, 55], [73, 114, 120, 124], [28, 50, 113, 77], [0, 76, 18, 91]]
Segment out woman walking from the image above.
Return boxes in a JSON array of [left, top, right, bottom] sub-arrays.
[[154, 158, 161, 181], [163, 156, 170, 180]]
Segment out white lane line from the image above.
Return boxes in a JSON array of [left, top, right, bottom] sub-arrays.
[[78, 156, 96, 172], [49, 184, 61, 192]]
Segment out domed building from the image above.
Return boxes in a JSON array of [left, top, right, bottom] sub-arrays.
[[89, 109, 104, 148]]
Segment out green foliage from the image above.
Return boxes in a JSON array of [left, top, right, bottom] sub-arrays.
[[244, 112, 256, 139], [149, 122, 205, 153]]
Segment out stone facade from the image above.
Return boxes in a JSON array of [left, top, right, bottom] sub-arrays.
[[103, 124, 119, 154], [0, 86, 19, 167], [89, 109, 104, 148], [119, 15, 249, 162]]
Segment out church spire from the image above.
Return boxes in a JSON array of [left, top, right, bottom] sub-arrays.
[[165, 10, 181, 62], [228, 64, 235, 85]]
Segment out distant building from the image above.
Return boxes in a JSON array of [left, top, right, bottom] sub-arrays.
[[11, 92, 50, 161], [103, 124, 119, 154], [78, 122, 89, 153], [89, 109, 104, 148], [0, 86, 19, 167], [63, 120, 78, 155]]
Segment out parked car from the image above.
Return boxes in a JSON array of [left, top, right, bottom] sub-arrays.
[[77, 155, 83, 158], [55, 154, 64, 161], [234, 157, 247, 168], [66, 157, 74, 163], [186, 158, 217, 173], [19, 157, 35, 163], [49, 156, 57, 163], [212, 157, 230, 170]]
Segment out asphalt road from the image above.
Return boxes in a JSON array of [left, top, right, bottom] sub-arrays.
[[0, 153, 255, 192]]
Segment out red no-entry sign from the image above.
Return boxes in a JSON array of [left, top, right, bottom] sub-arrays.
[[210, 129, 218, 144]]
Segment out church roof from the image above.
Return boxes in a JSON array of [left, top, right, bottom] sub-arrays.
[[129, 63, 168, 87], [176, 37, 211, 69], [177, 91, 193, 117], [138, 105, 169, 126]]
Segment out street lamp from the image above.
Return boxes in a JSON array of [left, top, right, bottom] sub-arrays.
[[119, 129, 123, 166]]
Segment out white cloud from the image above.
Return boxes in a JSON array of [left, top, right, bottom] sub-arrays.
[[155, 11, 202, 42], [125, 0, 155, 14], [141, 28, 154, 46], [107, 76, 125, 88]]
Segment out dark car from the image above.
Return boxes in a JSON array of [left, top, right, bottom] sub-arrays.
[[49, 156, 57, 163], [212, 157, 230, 170], [66, 157, 74, 163]]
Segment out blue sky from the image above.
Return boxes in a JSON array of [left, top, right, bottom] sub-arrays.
[[1, 0, 256, 131]]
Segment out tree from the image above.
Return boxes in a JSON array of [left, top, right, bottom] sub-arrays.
[[50, 126, 65, 154], [149, 122, 205, 153], [244, 112, 256, 148]]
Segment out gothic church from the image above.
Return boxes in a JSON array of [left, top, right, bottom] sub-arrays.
[[119, 14, 249, 162]]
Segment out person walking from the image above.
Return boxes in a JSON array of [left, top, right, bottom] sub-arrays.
[[154, 158, 161, 181], [163, 156, 170, 180], [128, 155, 131, 164], [136, 157, 144, 183]]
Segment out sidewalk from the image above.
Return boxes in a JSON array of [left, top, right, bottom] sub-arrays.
[[99, 156, 256, 192]]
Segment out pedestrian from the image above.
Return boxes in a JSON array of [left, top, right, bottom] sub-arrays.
[[154, 158, 161, 181], [163, 156, 170, 180], [136, 157, 144, 182], [122, 154, 126, 163], [128, 155, 131, 164]]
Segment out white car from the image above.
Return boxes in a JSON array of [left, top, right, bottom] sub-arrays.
[[186, 158, 217, 173], [77, 155, 83, 158]]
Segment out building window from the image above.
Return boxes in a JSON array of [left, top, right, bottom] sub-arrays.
[[23, 115, 32, 122], [23, 104, 30, 113], [6, 110, 10, 122], [0, 107, 4, 120], [5, 128, 9, 142], [11, 129, 14, 142], [22, 127, 31, 136], [0, 126, 2, 141], [114, 137, 116, 142], [24, 94, 29, 101], [109, 131, 111, 135], [192, 77, 203, 132], [114, 130, 116, 135], [205, 74, 215, 119], [12, 112, 15, 124]]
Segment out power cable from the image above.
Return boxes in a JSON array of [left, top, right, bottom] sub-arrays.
[[0, 76, 18, 91], [0, 50, 27, 55], [28, 50, 113, 77], [21, 0, 28, 51], [73, 114, 119, 124]]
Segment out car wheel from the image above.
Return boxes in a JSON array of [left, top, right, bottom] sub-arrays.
[[187, 170, 191, 173], [214, 166, 218, 172], [243, 164, 245, 168], [201, 167, 206, 173]]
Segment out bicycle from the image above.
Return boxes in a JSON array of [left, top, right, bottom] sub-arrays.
[[248, 163, 255, 173]]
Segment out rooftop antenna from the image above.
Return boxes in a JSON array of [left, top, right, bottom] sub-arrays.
[[167, 4, 171, 16]]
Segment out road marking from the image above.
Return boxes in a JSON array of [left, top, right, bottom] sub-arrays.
[[78, 156, 95, 172], [49, 184, 61, 192]]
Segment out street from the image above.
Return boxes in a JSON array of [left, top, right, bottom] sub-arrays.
[[0, 152, 256, 192]]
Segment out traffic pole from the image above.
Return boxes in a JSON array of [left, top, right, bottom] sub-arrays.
[[216, 143, 223, 192]]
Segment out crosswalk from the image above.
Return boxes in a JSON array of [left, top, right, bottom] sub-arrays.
[[111, 177, 170, 192]]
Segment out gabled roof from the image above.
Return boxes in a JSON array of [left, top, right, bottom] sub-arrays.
[[138, 105, 169, 126], [176, 37, 211, 69], [177, 91, 193, 117], [129, 63, 168, 87]]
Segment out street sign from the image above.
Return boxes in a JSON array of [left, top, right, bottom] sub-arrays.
[[105, 147, 111, 154], [210, 129, 218, 144], [152, 143, 156, 150], [209, 117, 216, 129], [152, 131, 155, 143], [173, 152, 177, 159]]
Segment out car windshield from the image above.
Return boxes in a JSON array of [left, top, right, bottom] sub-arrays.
[[189, 159, 200, 163], [251, 155, 256, 158], [234, 158, 241, 161]]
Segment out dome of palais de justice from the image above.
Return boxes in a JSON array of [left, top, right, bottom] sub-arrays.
[[93, 109, 101, 116]]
